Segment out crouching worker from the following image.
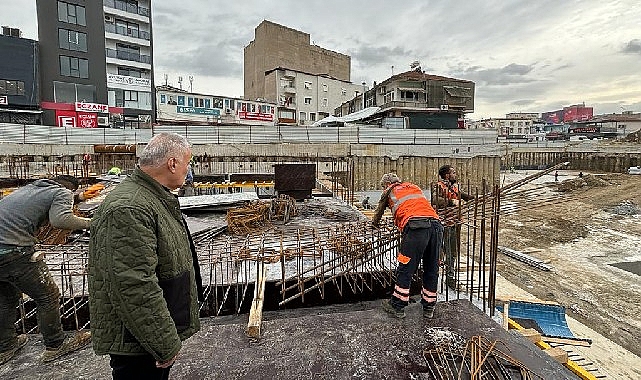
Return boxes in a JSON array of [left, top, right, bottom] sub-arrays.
[[371, 173, 443, 319], [0, 175, 92, 365]]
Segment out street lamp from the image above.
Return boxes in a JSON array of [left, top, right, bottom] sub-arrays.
[[361, 81, 366, 110]]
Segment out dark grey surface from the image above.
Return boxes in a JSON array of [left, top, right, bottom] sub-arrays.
[[0, 299, 576, 379]]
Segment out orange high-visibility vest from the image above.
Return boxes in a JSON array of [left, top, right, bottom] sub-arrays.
[[387, 182, 439, 230], [438, 180, 460, 200]]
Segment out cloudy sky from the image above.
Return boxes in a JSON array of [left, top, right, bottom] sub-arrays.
[[3, 0, 641, 118]]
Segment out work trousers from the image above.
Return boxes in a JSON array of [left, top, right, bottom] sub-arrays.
[[0, 249, 65, 351], [390, 218, 443, 309], [443, 224, 461, 280], [110, 354, 172, 380]]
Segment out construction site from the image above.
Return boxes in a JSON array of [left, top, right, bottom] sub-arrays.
[[1, 139, 640, 379]]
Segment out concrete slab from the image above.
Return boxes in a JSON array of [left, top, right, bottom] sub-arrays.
[[1, 299, 575, 379]]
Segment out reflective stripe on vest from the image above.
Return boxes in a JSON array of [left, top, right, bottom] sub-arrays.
[[387, 182, 439, 230], [438, 181, 459, 200]]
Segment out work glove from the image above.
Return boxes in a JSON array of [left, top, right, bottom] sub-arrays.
[[79, 184, 105, 201]]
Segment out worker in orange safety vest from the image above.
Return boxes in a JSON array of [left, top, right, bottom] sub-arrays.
[[371, 173, 443, 319], [433, 165, 474, 290]]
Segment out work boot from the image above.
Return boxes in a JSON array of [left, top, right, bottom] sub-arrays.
[[41, 331, 91, 363], [382, 299, 406, 319], [423, 304, 436, 319], [0, 334, 28, 365]]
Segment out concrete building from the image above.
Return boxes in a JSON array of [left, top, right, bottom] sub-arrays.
[[156, 85, 276, 126], [265, 67, 363, 125], [36, 0, 154, 128], [244, 20, 358, 125], [470, 117, 543, 141], [335, 69, 475, 129], [0, 27, 42, 125]]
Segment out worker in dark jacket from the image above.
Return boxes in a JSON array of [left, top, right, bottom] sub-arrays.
[[89, 133, 202, 379], [0, 176, 92, 365], [371, 173, 443, 319], [433, 165, 474, 289]]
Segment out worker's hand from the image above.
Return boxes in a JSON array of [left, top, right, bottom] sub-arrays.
[[156, 352, 179, 368], [451, 199, 460, 207]]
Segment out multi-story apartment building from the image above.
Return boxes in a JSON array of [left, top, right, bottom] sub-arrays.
[[470, 117, 537, 138], [0, 27, 41, 125], [156, 85, 277, 126], [266, 67, 363, 125], [244, 20, 359, 125], [36, 0, 154, 128], [335, 70, 475, 129]]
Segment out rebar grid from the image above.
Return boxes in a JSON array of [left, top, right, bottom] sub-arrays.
[[423, 335, 544, 380]]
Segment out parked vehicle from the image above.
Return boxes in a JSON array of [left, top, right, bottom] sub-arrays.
[[628, 166, 641, 175]]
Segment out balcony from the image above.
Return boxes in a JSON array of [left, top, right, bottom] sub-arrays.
[[105, 48, 151, 64], [103, 0, 150, 17], [105, 23, 150, 41], [282, 86, 296, 94], [380, 100, 429, 110]]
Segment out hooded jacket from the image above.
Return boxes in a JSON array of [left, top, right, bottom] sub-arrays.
[[0, 179, 89, 248], [88, 168, 201, 361]]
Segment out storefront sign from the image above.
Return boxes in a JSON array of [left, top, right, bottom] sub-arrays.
[[0, 96, 7, 105], [239, 111, 274, 122], [56, 110, 77, 127], [75, 102, 109, 113], [106, 73, 151, 91], [77, 112, 98, 128], [176, 106, 220, 116]]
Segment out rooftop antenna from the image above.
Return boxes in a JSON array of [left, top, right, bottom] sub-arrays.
[[177, 76, 183, 90], [189, 76, 194, 92], [391, 65, 394, 76], [164, 73, 168, 86]]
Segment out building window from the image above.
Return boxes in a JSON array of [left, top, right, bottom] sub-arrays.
[[124, 90, 137, 101], [58, 29, 87, 52], [304, 81, 312, 89], [115, 19, 140, 38], [205, 99, 211, 108], [341, 88, 346, 96], [53, 81, 95, 103], [322, 98, 328, 107], [57, 1, 86, 26], [160, 94, 166, 104], [304, 97, 312, 105], [117, 67, 145, 78], [299, 112, 306, 121], [0, 79, 26, 96], [310, 113, 316, 121], [177, 96, 185, 105], [322, 84, 328, 92], [59, 56, 89, 78]]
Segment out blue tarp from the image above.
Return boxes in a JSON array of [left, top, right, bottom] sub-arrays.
[[497, 300, 590, 343]]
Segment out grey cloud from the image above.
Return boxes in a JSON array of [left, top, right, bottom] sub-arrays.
[[452, 63, 536, 86], [348, 45, 414, 67], [512, 99, 536, 107], [157, 44, 242, 78], [622, 39, 641, 54]]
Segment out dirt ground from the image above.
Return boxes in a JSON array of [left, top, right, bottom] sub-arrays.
[[497, 170, 641, 358]]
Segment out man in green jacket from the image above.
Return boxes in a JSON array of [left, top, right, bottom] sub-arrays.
[[89, 133, 202, 379]]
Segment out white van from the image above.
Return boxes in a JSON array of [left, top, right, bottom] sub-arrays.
[[569, 135, 589, 141]]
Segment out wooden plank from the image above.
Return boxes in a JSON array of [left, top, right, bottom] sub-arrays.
[[246, 264, 268, 339], [544, 347, 569, 364], [542, 336, 592, 347]]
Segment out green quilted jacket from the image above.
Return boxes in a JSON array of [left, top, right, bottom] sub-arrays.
[[88, 168, 200, 361]]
